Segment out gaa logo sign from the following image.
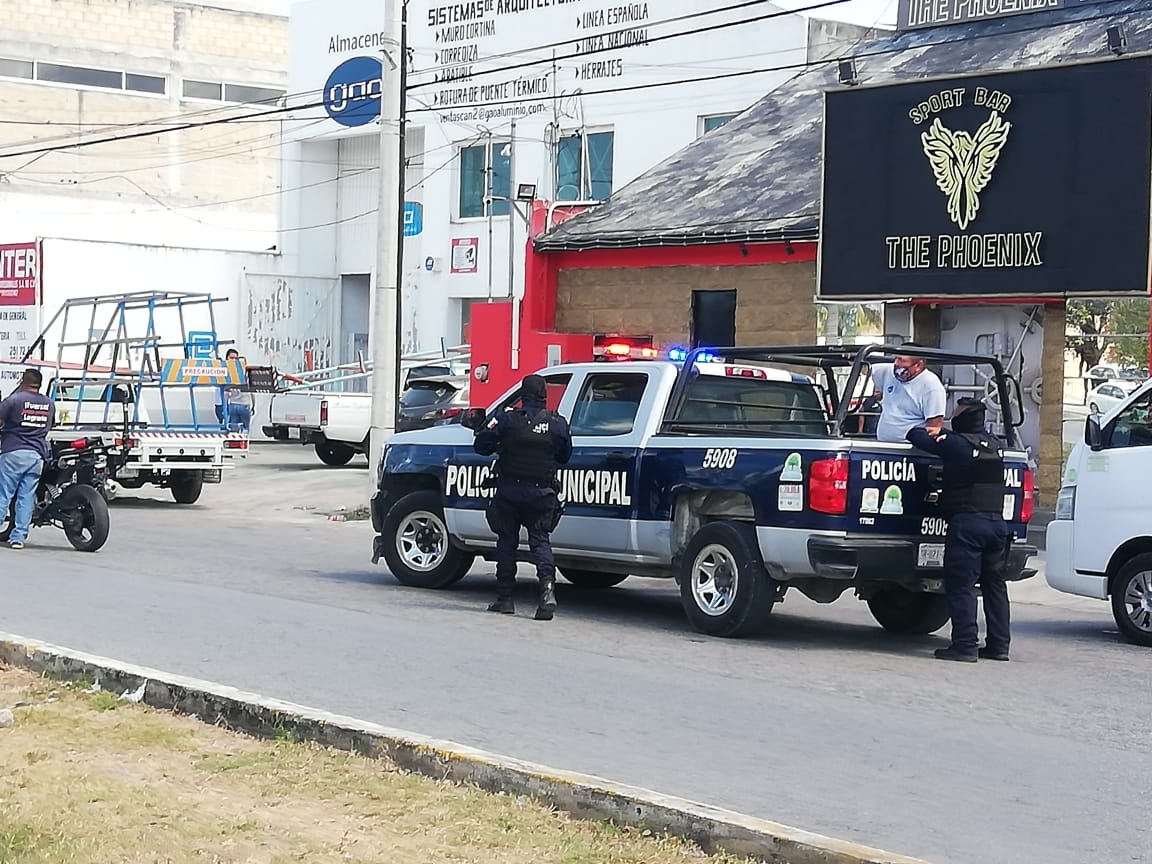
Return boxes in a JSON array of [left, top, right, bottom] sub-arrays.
[[324, 56, 382, 127]]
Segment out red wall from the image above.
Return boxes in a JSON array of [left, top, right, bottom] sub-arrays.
[[467, 201, 818, 406]]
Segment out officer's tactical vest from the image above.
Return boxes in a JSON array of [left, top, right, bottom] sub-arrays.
[[946, 432, 1005, 515], [498, 409, 556, 483]]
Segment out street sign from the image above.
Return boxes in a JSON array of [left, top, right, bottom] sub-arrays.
[[186, 331, 217, 359], [424, 256, 435, 272], [404, 202, 423, 237], [161, 359, 244, 386], [323, 56, 382, 127]]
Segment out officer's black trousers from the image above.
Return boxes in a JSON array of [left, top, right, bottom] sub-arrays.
[[487, 484, 558, 595], [943, 512, 1011, 655]]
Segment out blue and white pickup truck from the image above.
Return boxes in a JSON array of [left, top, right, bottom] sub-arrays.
[[371, 345, 1038, 638]]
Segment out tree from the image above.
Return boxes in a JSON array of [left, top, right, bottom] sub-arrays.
[[1065, 300, 1111, 375], [1105, 298, 1150, 370]]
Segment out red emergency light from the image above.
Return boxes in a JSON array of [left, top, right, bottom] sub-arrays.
[[592, 334, 657, 361]]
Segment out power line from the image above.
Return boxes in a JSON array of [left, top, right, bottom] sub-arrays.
[[0, 4, 1131, 164], [413, 0, 792, 78]]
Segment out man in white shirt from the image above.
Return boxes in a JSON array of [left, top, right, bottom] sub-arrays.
[[870, 344, 948, 443]]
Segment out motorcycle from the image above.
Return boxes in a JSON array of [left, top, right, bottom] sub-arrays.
[[0, 436, 112, 552]]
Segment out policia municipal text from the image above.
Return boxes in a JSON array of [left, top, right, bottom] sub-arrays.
[[908, 398, 1012, 663], [472, 374, 573, 620]]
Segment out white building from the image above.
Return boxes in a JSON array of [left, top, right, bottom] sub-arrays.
[[0, 0, 291, 382], [278, 0, 865, 369]]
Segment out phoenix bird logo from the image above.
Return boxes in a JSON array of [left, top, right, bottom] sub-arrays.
[[920, 110, 1011, 230]]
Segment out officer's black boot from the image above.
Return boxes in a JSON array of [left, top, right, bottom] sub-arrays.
[[488, 594, 515, 614], [534, 578, 557, 621]]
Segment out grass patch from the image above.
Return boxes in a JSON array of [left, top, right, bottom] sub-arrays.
[[0, 665, 757, 864]]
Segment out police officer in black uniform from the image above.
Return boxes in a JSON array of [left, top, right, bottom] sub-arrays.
[[473, 374, 572, 620], [907, 398, 1011, 663]]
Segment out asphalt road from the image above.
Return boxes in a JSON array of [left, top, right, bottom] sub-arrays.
[[1, 446, 1149, 864]]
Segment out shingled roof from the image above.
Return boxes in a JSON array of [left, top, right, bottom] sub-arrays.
[[535, 0, 1152, 252]]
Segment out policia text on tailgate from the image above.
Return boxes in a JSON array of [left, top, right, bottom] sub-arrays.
[[370, 345, 1038, 639]]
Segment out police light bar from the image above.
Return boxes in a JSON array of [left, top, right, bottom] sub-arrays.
[[667, 346, 722, 364], [592, 334, 657, 361]]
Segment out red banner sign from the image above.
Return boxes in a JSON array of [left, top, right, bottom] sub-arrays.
[[0, 242, 40, 307]]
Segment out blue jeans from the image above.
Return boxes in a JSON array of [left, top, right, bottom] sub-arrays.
[[227, 404, 252, 434], [0, 450, 45, 544]]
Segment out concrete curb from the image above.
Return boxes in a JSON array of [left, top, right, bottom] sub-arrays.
[[0, 633, 929, 864]]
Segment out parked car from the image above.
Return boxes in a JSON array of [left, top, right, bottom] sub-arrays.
[[396, 375, 470, 432], [1087, 380, 1141, 415]]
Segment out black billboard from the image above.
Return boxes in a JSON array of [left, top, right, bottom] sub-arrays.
[[817, 58, 1152, 300]]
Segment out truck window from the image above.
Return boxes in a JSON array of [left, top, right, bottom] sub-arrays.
[[1107, 391, 1152, 449], [497, 373, 572, 415], [677, 375, 829, 436], [570, 372, 647, 436]]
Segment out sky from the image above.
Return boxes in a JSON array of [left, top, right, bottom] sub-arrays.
[[272, 0, 901, 32]]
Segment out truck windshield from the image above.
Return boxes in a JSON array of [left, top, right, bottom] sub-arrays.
[[402, 382, 457, 408], [674, 375, 830, 436]]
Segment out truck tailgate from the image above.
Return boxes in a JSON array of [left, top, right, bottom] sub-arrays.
[[270, 393, 323, 428]]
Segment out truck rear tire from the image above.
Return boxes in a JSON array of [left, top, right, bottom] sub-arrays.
[[1110, 553, 1152, 647], [561, 568, 628, 588], [678, 521, 775, 638], [170, 471, 204, 505], [381, 490, 475, 589], [867, 589, 950, 635], [316, 440, 355, 466]]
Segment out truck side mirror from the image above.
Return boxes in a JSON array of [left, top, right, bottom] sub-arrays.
[[1085, 415, 1104, 451], [460, 408, 486, 431]]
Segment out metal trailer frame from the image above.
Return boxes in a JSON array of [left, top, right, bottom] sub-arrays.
[[662, 344, 1024, 449], [24, 290, 235, 433]]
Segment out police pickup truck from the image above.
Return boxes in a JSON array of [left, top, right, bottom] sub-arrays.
[[370, 345, 1038, 638]]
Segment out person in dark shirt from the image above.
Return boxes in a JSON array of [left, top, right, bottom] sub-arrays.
[[0, 368, 55, 549], [907, 398, 1011, 662], [473, 374, 572, 620]]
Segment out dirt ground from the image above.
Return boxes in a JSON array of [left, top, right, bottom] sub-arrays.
[[0, 666, 753, 864]]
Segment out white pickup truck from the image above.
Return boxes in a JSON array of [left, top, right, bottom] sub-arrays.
[[264, 390, 371, 466], [54, 379, 248, 503], [264, 362, 467, 466]]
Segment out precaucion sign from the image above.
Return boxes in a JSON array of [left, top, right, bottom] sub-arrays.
[[161, 359, 245, 386]]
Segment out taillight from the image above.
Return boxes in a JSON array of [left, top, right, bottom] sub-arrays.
[[70, 438, 88, 450], [224, 439, 248, 449], [1021, 469, 1035, 523], [319, 400, 329, 426], [809, 455, 849, 514]]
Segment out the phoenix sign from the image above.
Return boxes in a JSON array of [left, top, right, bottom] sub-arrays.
[[818, 58, 1152, 299]]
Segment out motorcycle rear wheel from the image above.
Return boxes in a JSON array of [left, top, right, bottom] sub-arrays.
[[59, 484, 110, 552], [0, 501, 12, 542]]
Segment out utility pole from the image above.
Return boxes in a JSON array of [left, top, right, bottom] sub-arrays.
[[507, 118, 519, 370], [368, 0, 406, 489]]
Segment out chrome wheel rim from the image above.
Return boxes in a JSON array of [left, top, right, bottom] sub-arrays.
[[1122, 570, 1152, 633], [692, 544, 739, 617], [396, 511, 448, 572]]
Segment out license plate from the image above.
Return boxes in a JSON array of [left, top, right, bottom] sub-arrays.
[[288, 427, 301, 440], [917, 543, 945, 568]]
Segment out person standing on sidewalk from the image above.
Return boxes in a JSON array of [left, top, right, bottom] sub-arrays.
[[0, 369, 55, 549], [907, 398, 1011, 662]]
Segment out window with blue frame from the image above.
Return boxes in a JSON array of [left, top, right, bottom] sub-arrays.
[[701, 114, 737, 136], [458, 139, 511, 219], [556, 130, 614, 201]]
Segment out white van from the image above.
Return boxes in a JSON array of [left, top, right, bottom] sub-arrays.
[[1046, 380, 1152, 646]]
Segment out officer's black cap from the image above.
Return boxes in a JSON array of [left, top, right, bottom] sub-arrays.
[[953, 398, 986, 432], [522, 374, 547, 401]]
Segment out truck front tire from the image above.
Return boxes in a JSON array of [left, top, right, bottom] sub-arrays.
[[316, 440, 356, 466], [867, 589, 950, 635], [1111, 553, 1152, 647], [678, 521, 775, 638], [380, 490, 475, 589]]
